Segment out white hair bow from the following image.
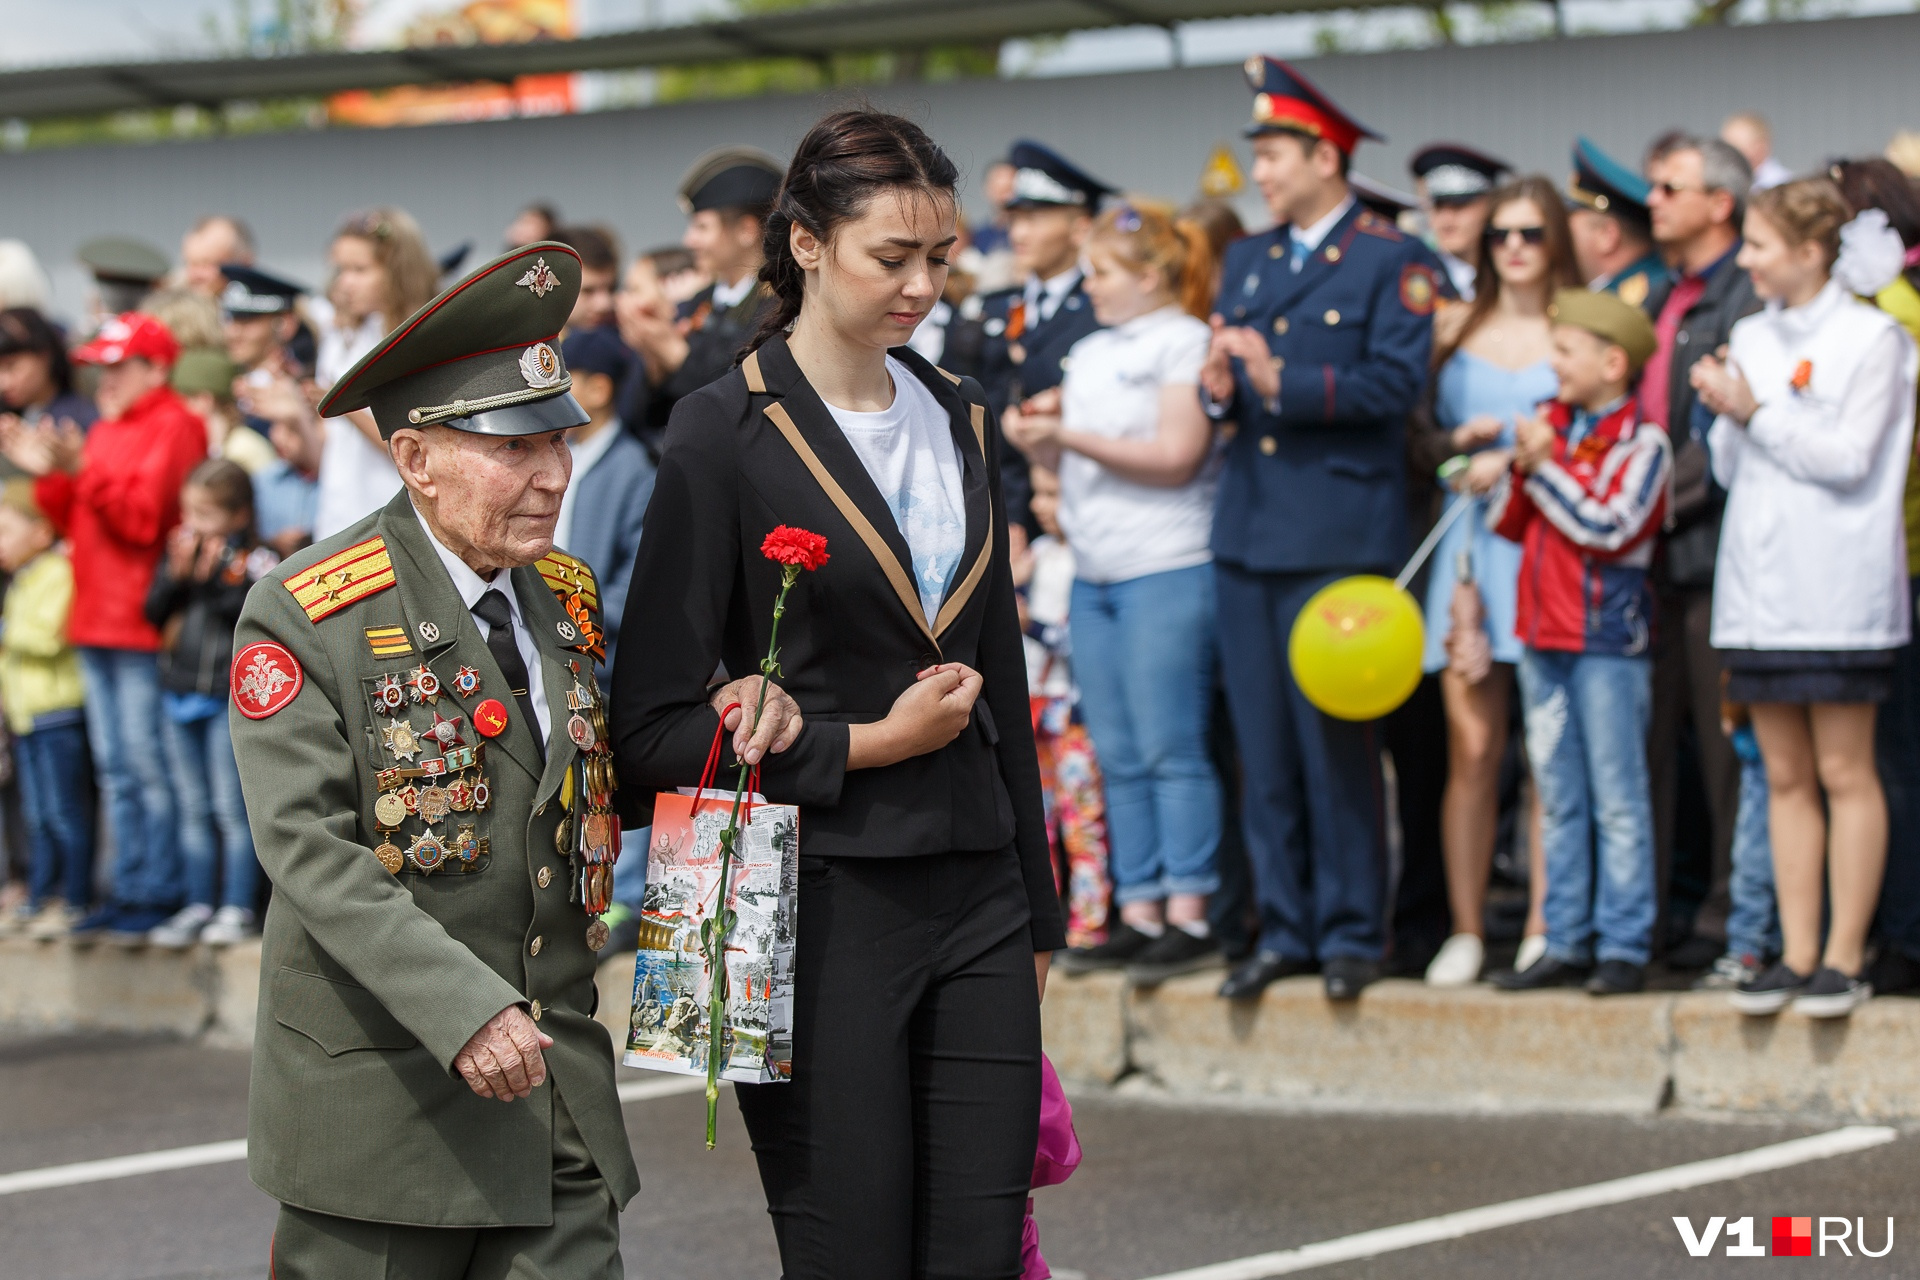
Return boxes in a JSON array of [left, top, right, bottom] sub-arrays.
[[1832, 208, 1907, 297]]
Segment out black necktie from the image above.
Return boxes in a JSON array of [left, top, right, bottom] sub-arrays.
[[472, 588, 543, 758]]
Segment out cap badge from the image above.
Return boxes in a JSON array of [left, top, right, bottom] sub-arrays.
[[516, 257, 560, 298], [519, 342, 565, 389], [1244, 55, 1264, 86]]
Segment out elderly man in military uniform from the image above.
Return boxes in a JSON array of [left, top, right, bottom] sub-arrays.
[[972, 140, 1114, 534], [1200, 57, 1440, 1004], [625, 146, 784, 457], [1566, 136, 1670, 307], [230, 242, 800, 1277]]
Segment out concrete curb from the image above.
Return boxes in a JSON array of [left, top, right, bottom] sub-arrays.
[[9, 938, 1918, 1120]]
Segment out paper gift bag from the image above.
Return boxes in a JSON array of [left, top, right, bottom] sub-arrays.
[[624, 786, 798, 1084]]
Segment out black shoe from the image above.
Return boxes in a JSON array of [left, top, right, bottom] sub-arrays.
[[1322, 955, 1378, 1001], [1665, 934, 1724, 970], [1866, 946, 1920, 996], [1586, 959, 1645, 995], [1126, 928, 1222, 986], [1217, 951, 1316, 999], [1793, 966, 1873, 1019], [1729, 961, 1811, 1015], [1056, 924, 1159, 975], [1491, 955, 1592, 991]]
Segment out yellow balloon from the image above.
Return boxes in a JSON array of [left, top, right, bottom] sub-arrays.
[[1288, 575, 1425, 721]]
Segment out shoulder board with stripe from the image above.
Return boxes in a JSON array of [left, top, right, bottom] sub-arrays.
[[285, 536, 395, 623], [1355, 210, 1406, 242], [537, 550, 599, 611]]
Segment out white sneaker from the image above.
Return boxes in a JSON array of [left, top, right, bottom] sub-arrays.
[[199, 905, 257, 947], [148, 903, 215, 950], [1514, 933, 1549, 974], [1425, 933, 1485, 987]]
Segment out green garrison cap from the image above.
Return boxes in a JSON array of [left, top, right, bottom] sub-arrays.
[[317, 241, 590, 439], [1550, 288, 1657, 371], [77, 235, 170, 285]]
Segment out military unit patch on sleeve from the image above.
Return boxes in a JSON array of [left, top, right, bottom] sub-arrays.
[[232, 641, 304, 719], [536, 550, 599, 612], [1399, 264, 1439, 317], [285, 536, 395, 622], [364, 624, 414, 658]]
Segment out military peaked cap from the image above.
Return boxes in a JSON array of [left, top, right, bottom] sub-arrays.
[[316, 241, 588, 440], [677, 146, 784, 216]]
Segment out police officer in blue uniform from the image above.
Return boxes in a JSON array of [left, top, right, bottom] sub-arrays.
[[974, 141, 1112, 530], [1566, 136, 1671, 309], [1201, 56, 1440, 1002]]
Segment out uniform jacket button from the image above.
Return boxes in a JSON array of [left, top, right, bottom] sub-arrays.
[[530, 999, 544, 1021], [1260, 437, 1278, 456], [529, 936, 543, 956], [1324, 309, 1341, 326], [537, 866, 553, 888], [1272, 317, 1289, 336]]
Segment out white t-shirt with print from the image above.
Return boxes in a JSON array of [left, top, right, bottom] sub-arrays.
[[822, 357, 967, 627], [1058, 305, 1216, 584]]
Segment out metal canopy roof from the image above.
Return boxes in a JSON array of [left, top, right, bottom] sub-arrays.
[[0, 0, 1408, 121]]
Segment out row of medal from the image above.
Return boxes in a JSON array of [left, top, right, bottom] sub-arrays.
[[367, 660, 496, 876], [560, 661, 622, 952]]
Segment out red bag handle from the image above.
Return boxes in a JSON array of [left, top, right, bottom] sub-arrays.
[[696, 702, 765, 822]]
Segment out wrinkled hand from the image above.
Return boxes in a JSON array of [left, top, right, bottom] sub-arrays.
[[1455, 449, 1513, 496], [711, 676, 804, 765], [1450, 415, 1504, 452], [1689, 354, 1757, 425], [1208, 318, 1280, 403], [455, 1005, 552, 1101], [1514, 410, 1556, 475]]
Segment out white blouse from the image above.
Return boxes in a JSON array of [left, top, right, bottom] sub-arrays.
[[1709, 280, 1919, 652]]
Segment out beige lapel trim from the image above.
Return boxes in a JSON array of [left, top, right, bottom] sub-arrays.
[[742, 349, 767, 394], [931, 401, 992, 636], [763, 401, 939, 652]]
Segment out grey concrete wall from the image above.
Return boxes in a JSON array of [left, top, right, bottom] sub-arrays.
[[3, 11, 1917, 320]]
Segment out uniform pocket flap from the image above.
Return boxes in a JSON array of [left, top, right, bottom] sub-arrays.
[[273, 965, 419, 1056]]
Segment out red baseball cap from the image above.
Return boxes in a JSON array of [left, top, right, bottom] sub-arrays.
[[71, 312, 179, 369]]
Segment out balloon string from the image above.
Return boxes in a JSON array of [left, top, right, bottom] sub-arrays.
[[1394, 495, 1475, 593]]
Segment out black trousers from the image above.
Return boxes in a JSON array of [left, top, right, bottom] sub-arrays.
[[736, 846, 1042, 1280]]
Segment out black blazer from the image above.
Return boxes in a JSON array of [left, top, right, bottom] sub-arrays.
[[610, 332, 1066, 953]]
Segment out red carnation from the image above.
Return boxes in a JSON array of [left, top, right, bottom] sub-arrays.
[[761, 526, 830, 572]]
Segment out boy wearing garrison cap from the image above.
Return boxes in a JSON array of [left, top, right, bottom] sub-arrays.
[[1487, 289, 1671, 999], [1200, 57, 1442, 1003]]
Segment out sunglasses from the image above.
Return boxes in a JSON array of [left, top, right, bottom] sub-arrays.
[[1649, 181, 1713, 199], [1483, 225, 1547, 247]]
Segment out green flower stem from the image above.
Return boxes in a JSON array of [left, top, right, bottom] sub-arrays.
[[704, 563, 800, 1149]]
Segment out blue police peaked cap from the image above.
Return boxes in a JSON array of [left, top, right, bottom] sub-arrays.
[[1242, 55, 1383, 154], [1568, 136, 1653, 225], [1003, 141, 1114, 212], [218, 263, 306, 317], [1409, 142, 1510, 202]]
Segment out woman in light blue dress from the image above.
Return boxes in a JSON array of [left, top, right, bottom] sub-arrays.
[[1417, 176, 1581, 988]]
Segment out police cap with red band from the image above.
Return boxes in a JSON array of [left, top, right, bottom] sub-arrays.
[[1241, 55, 1384, 156]]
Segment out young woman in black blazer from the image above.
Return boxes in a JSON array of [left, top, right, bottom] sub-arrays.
[[611, 109, 1066, 1279]]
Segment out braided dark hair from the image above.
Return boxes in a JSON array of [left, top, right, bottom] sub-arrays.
[[746, 109, 960, 356]]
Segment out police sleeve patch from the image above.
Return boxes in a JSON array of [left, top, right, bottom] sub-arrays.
[[232, 641, 304, 719], [1399, 264, 1438, 317]]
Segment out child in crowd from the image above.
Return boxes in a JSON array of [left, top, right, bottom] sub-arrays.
[[1697, 692, 1779, 989], [1693, 177, 1919, 1017], [0, 480, 93, 937], [1015, 466, 1111, 952], [1488, 289, 1671, 997], [146, 460, 278, 948], [1004, 199, 1222, 981]]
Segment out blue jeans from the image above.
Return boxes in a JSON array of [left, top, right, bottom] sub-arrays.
[[1070, 565, 1222, 904], [18, 717, 95, 909], [1726, 725, 1779, 961], [78, 648, 180, 909], [1519, 649, 1657, 966], [161, 698, 258, 911]]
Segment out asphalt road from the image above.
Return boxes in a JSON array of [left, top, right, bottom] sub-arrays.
[[1, 1032, 1914, 1279]]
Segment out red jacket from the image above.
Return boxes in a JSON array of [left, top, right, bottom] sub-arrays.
[[1487, 397, 1671, 657], [36, 385, 208, 652]]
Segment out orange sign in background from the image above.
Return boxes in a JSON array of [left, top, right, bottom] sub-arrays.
[[327, 0, 577, 127]]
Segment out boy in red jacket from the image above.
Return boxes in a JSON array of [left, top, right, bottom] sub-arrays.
[[1487, 289, 1671, 997], [0, 313, 208, 940]]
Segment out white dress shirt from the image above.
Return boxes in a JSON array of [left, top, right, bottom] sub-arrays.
[[1290, 194, 1357, 266], [711, 273, 757, 311], [414, 503, 552, 744]]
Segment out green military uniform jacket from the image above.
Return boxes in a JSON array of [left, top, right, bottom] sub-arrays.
[[231, 488, 641, 1227]]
